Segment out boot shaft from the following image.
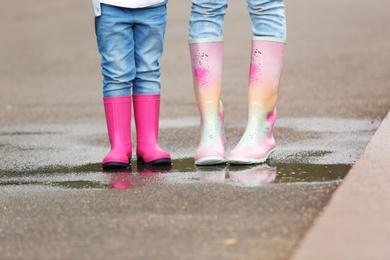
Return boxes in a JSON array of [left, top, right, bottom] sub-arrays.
[[133, 94, 160, 144], [132, 94, 171, 164], [103, 96, 132, 146], [102, 96, 132, 168], [190, 41, 223, 117], [244, 40, 284, 141], [248, 40, 285, 113]]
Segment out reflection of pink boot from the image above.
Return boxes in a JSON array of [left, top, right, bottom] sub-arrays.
[[133, 94, 171, 165], [228, 39, 285, 165], [190, 41, 226, 165], [110, 172, 133, 190], [102, 96, 132, 170]]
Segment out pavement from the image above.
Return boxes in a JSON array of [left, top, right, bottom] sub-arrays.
[[0, 0, 390, 259], [292, 112, 390, 260]]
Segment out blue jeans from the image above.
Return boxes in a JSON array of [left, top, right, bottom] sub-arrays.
[[95, 3, 167, 97], [189, 0, 286, 43]]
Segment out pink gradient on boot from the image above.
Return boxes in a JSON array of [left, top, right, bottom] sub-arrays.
[[102, 96, 132, 169], [190, 42, 226, 165], [247, 41, 285, 108], [133, 94, 171, 165], [190, 42, 223, 92], [228, 40, 285, 165]]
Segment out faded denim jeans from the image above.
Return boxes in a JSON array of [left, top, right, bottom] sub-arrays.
[[95, 3, 167, 97], [189, 0, 286, 43]]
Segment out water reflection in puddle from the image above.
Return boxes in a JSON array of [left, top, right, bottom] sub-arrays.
[[0, 158, 351, 190]]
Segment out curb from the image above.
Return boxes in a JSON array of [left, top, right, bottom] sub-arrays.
[[291, 111, 390, 260]]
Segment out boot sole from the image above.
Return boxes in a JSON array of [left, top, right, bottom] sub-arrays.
[[195, 156, 227, 166], [137, 156, 172, 166], [228, 149, 275, 165], [102, 161, 130, 170]]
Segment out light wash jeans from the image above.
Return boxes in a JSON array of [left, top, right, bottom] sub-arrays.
[[189, 0, 286, 43], [95, 3, 167, 97]]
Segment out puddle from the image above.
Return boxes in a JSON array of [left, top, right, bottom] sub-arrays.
[[0, 158, 351, 189]]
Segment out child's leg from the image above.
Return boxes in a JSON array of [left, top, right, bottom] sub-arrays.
[[228, 0, 286, 165], [189, 0, 228, 165], [95, 4, 136, 169], [95, 4, 136, 98], [132, 4, 171, 165], [132, 4, 167, 95]]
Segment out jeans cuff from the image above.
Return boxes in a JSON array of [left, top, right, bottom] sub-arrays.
[[188, 37, 224, 44], [252, 36, 286, 43]]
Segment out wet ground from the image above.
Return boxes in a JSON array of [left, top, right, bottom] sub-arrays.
[[1, 0, 389, 259], [0, 119, 363, 259], [1, 187, 340, 260], [1, 158, 348, 260]]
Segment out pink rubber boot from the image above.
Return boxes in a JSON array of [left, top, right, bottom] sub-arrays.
[[190, 41, 226, 165], [228, 39, 285, 165], [102, 96, 132, 170], [133, 94, 171, 165]]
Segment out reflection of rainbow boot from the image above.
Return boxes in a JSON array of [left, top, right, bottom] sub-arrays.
[[229, 164, 277, 186], [228, 39, 285, 165], [199, 169, 227, 183], [190, 41, 226, 165], [197, 163, 227, 182]]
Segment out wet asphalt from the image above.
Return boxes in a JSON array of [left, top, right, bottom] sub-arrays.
[[0, 0, 389, 259]]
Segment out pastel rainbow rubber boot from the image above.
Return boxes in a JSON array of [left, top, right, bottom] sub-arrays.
[[228, 39, 285, 165], [190, 41, 226, 165], [102, 96, 132, 170], [133, 94, 171, 165]]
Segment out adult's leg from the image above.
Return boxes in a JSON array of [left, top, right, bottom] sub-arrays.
[[228, 0, 286, 164], [189, 0, 228, 165]]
